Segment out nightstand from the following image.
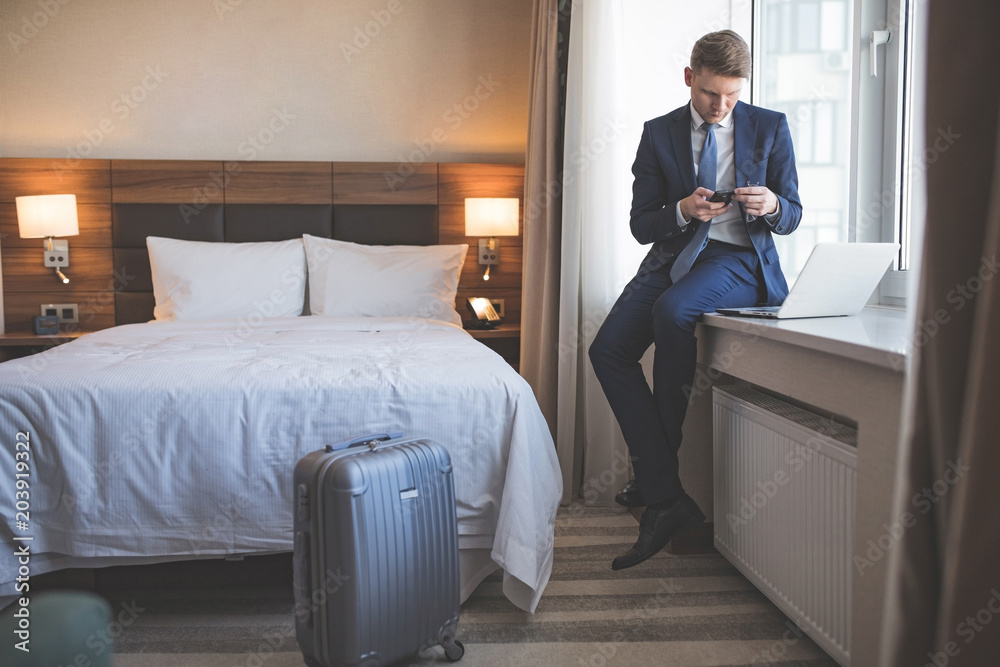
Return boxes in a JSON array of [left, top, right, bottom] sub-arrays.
[[465, 323, 520, 370], [0, 331, 90, 362]]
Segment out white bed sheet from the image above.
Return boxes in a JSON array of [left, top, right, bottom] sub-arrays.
[[0, 316, 561, 612]]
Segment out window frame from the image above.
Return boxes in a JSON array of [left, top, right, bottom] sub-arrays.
[[751, 0, 918, 307], [860, 0, 910, 304]]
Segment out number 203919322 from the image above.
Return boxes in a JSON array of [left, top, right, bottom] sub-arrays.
[[14, 432, 31, 530]]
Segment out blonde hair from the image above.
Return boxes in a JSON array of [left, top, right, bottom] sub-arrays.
[[690, 30, 751, 79]]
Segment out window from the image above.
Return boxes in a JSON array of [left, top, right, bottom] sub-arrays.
[[753, 0, 922, 305]]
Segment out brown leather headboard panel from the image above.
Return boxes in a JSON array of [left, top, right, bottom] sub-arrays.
[[113, 203, 225, 247], [114, 292, 157, 326], [113, 249, 155, 292], [225, 204, 334, 242], [332, 205, 437, 245]]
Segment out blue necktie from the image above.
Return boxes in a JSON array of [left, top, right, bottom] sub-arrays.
[[670, 122, 717, 282]]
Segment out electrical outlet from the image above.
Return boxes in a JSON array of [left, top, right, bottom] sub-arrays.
[[40, 303, 79, 324]]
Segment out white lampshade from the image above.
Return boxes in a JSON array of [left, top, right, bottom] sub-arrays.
[[15, 194, 80, 238], [464, 198, 519, 237]]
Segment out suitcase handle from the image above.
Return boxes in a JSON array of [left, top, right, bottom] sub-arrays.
[[325, 431, 404, 453]]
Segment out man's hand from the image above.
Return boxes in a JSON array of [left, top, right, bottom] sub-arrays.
[[733, 185, 778, 218], [679, 187, 732, 222]]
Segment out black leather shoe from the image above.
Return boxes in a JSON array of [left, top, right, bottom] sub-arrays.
[[611, 493, 706, 571], [614, 478, 645, 508]]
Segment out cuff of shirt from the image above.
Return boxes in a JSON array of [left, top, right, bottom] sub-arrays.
[[676, 202, 690, 229], [763, 200, 782, 224]]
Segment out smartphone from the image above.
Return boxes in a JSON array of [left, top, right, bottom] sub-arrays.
[[708, 189, 735, 204]]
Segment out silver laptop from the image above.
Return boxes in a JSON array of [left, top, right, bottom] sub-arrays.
[[716, 242, 899, 319]]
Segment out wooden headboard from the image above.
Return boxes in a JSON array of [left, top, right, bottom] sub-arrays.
[[0, 159, 524, 332]]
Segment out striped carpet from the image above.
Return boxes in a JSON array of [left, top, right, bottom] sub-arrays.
[[100, 506, 838, 666]]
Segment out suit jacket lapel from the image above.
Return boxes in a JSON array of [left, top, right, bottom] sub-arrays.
[[669, 104, 696, 197], [732, 101, 758, 187]]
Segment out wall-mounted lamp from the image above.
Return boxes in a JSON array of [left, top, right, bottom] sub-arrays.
[[464, 198, 519, 281], [15, 194, 79, 284]]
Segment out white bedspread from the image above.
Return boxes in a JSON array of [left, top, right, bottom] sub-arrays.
[[0, 316, 561, 612]]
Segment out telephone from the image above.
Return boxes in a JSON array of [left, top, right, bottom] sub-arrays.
[[466, 297, 501, 328]]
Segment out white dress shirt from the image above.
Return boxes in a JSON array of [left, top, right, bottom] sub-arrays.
[[675, 103, 753, 248]]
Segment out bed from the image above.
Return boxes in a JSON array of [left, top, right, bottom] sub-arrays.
[[0, 189, 561, 614]]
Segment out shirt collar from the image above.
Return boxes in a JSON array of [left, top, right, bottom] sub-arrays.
[[690, 102, 734, 131]]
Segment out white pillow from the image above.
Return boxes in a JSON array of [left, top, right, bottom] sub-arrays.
[[146, 236, 307, 321], [302, 235, 468, 326]]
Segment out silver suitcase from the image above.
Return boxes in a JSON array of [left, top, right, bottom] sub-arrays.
[[293, 432, 465, 666]]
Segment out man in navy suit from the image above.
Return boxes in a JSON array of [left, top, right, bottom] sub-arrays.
[[589, 30, 802, 570]]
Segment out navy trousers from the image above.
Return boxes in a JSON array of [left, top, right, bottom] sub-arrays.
[[589, 240, 763, 506]]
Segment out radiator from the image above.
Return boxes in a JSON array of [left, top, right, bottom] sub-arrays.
[[713, 385, 857, 666]]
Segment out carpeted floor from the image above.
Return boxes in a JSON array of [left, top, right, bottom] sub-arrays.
[[88, 506, 838, 666]]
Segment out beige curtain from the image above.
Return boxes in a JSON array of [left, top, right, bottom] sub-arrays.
[[519, 0, 565, 435], [879, 1, 1000, 664]]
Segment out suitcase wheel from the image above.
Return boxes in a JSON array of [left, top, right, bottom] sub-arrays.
[[442, 638, 465, 662]]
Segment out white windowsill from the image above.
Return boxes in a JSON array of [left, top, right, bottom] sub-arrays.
[[700, 306, 910, 372]]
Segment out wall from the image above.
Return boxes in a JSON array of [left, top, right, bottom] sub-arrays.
[[0, 0, 531, 163]]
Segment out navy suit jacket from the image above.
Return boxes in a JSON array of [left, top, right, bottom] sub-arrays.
[[629, 100, 802, 306]]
